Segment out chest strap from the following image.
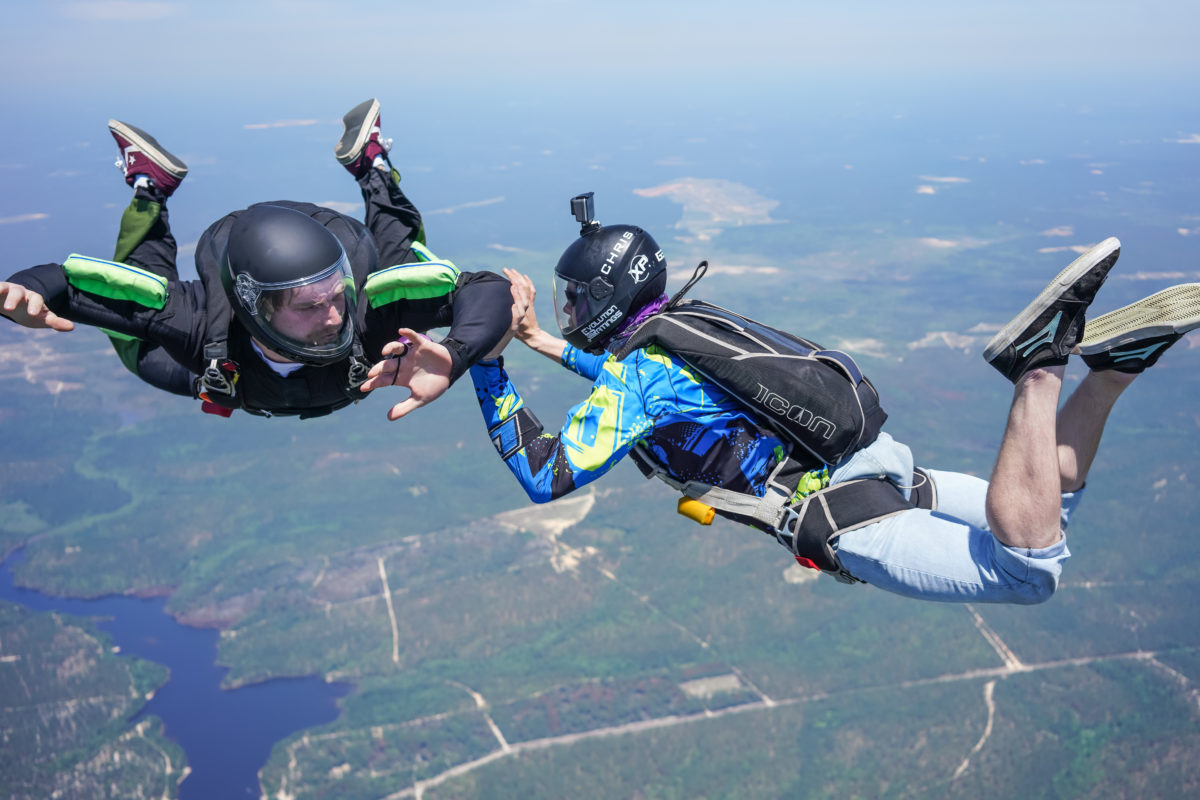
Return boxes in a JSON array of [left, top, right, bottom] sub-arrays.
[[198, 339, 371, 417]]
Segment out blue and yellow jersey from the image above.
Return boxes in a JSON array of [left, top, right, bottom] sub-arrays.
[[470, 343, 788, 504]]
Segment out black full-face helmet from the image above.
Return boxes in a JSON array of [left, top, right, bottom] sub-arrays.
[[553, 194, 667, 352], [218, 204, 357, 365]]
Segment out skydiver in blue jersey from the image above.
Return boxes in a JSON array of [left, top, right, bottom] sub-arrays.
[[363, 194, 1200, 604]]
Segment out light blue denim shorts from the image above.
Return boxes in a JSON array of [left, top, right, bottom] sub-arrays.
[[829, 433, 1078, 604]]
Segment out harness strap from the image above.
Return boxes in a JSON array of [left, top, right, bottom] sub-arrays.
[[200, 340, 240, 404], [199, 214, 241, 410], [631, 444, 937, 584], [347, 340, 370, 390], [779, 467, 936, 583], [778, 477, 912, 583], [629, 445, 794, 528], [815, 348, 864, 385], [908, 465, 938, 511]]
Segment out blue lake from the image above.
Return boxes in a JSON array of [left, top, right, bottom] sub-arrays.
[[0, 551, 351, 799]]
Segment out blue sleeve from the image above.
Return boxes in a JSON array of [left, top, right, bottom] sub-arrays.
[[561, 344, 608, 380], [470, 355, 657, 503]]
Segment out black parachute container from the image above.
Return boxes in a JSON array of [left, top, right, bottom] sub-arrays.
[[615, 291, 887, 468]]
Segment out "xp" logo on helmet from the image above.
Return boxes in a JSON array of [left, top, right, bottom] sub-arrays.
[[628, 254, 650, 283]]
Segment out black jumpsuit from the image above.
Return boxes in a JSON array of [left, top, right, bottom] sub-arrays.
[[6, 169, 513, 418]]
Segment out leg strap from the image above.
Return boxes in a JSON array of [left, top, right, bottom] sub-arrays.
[[630, 444, 937, 585], [781, 468, 936, 583]]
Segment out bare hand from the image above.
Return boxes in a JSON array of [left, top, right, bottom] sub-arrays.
[[500, 269, 568, 364], [0, 282, 74, 331], [482, 269, 536, 360], [503, 268, 542, 342], [360, 327, 453, 421]]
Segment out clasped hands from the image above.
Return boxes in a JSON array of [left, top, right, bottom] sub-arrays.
[[360, 269, 537, 421]]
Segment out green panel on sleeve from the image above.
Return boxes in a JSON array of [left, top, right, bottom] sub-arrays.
[[63, 254, 168, 309], [364, 260, 462, 308]]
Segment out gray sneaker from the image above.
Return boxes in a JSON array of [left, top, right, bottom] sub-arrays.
[[335, 98, 391, 176], [1077, 283, 1200, 373], [983, 237, 1121, 382]]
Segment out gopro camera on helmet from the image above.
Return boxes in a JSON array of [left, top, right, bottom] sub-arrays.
[[570, 192, 600, 234]]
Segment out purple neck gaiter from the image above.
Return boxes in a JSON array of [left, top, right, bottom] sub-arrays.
[[605, 294, 670, 352]]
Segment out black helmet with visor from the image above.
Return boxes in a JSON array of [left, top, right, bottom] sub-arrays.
[[553, 193, 667, 353], [218, 204, 357, 366]]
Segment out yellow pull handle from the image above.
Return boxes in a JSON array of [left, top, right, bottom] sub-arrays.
[[677, 497, 715, 525]]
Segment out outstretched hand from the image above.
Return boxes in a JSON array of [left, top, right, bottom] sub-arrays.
[[360, 328, 454, 421], [0, 282, 74, 332]]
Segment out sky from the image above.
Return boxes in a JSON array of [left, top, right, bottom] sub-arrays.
[[2, 0, 1199, 277], [4, 0, 1200, 93]]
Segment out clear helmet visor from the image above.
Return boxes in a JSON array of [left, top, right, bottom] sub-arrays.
[[552, 273, 594, 337], [235, 254, 357, 362]]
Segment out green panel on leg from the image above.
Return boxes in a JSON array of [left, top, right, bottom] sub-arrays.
[[113, 196, 162, 263]]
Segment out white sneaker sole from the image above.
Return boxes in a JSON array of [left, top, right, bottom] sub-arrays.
[[334, 98, 381, 165], [1078, 282, 1200, 352]]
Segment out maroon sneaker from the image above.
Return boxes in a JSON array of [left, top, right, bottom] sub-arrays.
[[334, 98, 391, 177], [109, 119, 188, 197]]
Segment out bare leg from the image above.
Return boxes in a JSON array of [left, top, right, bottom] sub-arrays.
[[1056, 369, 1135, 492], [986, 365, 1066, 549], [1064, 282, 1200, 487], [981, 238, 1123, 550]]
